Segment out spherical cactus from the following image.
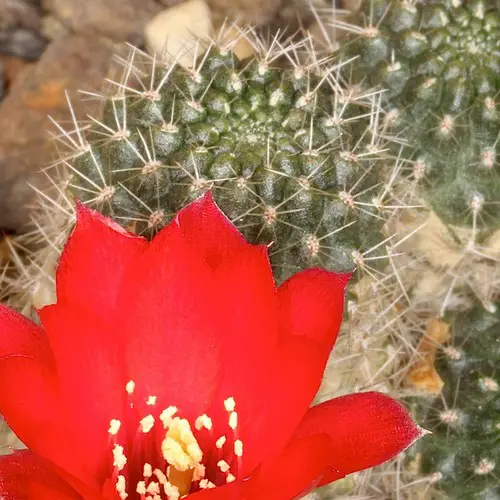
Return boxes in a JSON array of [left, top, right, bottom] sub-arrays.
[[414, 304, 500, 499], [337, 0, 500, 231], [59, 38, 400, 283]]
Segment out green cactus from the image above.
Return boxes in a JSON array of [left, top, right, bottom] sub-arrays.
[[61, 41, 400, 283], [413, 304, 500, 499], [338, 0, 500, 231]]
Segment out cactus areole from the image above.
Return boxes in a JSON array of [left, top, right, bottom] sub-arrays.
[[0, 194, 424, 499]]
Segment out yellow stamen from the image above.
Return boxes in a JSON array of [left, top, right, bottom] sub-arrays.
[[136, 481, 146, 495], [228, 411, 238, 430], [234, 440, 243, 457], [159, 406, 178, 428], [147, 395, 157, 406], [146, 481, 160, 495], [199, 479, 216, 489], [217, 460, 230, 473], [193, 464, 206, 481], [109, 388, 245, 497], [112, 444, 127, 471], [143, 463, 153, 478], [163, 482, 180, 500], [215, 435, 226, 449], [161, 417, 203, 495], [154, 469, 167, 485], [116, 475, 128, 499], [108, 419, 121, 436], [195, 414, 213, 431], [224, 397, 236, 412], [140, 415, 155, 433]]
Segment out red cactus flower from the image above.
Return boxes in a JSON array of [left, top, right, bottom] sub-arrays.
[[0, 193, 424, 499]]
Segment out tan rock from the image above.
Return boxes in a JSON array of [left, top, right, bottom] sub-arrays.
[[145, 0, 212, 68], [214, 24, 255, 60]]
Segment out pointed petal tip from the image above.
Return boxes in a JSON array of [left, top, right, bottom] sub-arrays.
[[74, 200, 101, 225], [171, 188, 273, 269], [74, 199, 101, 226], [174, 189, 226, 228], [73, 199, 137, 239], [296, 391, 428, 487], [396, 422, 430, 456], [187, 189, 218, 214], [306, 267, 354, 290], [200, 189, 216, 205], [387, 395, 428, 449], [74, 199, 88, 214], [416, 425, 433, 438], [337, 270, 354, 288]]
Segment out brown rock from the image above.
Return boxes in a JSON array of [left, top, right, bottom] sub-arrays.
[[42, 0, 163, 43], [0, 55, 33, 90], [0, 0, 47, 60], [0, 34, 114, 231], [0, 0, 41, 32]]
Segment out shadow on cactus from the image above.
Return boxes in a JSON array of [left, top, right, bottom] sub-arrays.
[[53, 32, 405, 284]]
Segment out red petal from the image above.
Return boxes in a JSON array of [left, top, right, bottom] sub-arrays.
[[203, 246, 280, 442], [174, 191, 254, 270], [56, 201, 147, 313], [237, 337, 329, 477], [242, 434, 333, 500], [0, 304, 49, 356], [217, 269, 351, 476], [277, 268, 351, 347], [118, 220, 223, 420], [37, 304, 125, 484], [0, 306, 59, 461], [0, 305, 110, 487], [0, 451, 83, 499], [294, 392, 425, 485], [190, 435, 333, 500]]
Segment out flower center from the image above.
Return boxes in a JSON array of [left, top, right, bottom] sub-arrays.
[[107, 382, 242, 499]]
